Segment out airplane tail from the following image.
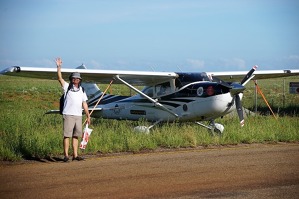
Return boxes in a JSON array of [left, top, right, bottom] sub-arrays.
[[81, 82, 103, 101], [46, 82, 103, 115]]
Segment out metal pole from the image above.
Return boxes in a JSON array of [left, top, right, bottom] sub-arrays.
[[255, 80, 257, 113], [283, 79, 285, 107]]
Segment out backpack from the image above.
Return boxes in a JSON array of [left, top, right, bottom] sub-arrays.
[[59, 84, 85, 115]]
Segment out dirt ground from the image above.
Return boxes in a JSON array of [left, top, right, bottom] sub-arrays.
[[1, 143, 299, 199]]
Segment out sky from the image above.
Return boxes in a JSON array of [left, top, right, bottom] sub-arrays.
[[0, 0, 299, 72]]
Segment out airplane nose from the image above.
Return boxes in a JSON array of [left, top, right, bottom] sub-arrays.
[[229, 83, 245, 96]]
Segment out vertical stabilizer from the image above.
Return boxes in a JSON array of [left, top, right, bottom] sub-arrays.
[[81, 82, 102, 101]]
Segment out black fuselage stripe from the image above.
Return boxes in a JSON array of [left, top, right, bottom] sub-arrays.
[[88, 95, 129, 106]]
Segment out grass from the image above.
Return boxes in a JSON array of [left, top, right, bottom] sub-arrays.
[[242, 79, 299, 115], [0, 75, 298, 161]]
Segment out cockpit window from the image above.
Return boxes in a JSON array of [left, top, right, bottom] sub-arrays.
[[156, 82, 171, 96], [176, 72, 209, 88], [142, 87, 153, 97], [141, 82, 172, 97]]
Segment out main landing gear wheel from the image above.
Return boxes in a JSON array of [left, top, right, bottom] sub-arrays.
[[134, 120, 162, 134]]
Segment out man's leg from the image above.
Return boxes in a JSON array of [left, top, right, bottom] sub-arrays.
[[71, 116, 84, 161], [72, 136, 78, 158], [63, 137, 70, 162], [63, 115, 75, 161], [72, 136, 84, 161]]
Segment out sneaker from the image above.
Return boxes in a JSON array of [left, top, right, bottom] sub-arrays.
[[72, 156, 84, 161], [63, 156, 69, 162]]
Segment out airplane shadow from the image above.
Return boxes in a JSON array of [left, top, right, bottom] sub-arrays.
[[249, 105, 299, 117], [24, 156, 65, 163]]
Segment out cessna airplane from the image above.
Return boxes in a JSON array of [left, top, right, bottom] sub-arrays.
[[1, 65, 299, 133]]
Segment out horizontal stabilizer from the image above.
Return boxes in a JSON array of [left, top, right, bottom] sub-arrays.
[[45, 110, 60, 114], [45, 107, 103, 115], [88, 107, 102, 111]]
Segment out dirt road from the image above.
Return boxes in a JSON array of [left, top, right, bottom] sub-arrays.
[[1, 143, 299, 199]]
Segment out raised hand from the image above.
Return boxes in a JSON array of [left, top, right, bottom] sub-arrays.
[[55, 57, 62, 67]]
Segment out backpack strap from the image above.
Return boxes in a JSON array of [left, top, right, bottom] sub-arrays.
[[65, 83, 72, 97]]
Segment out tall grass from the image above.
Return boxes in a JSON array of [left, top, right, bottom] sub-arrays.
[[0, 76, 298, 161], [243, 79, 299, 115]]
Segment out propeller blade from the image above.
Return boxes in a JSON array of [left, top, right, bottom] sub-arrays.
[[240, 65, 258, 85], [235, 94, 244, 127]]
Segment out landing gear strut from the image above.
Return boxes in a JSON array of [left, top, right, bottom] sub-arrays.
[[134, 120, 162, 134], [196, 120, 224, 135]]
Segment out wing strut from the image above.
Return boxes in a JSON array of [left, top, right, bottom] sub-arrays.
[[115, 75, 178, 117]]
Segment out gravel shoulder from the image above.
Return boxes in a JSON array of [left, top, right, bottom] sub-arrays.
[[1, 143, 299, 199]]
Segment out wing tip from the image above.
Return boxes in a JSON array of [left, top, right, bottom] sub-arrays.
[[1, 66, 21, 74]]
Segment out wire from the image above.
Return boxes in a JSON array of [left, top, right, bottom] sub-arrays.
[[83, 79, 114, 125], [253, 80, 278, 120]]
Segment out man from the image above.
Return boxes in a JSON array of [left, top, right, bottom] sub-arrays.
[[55, 57, 91, 162]]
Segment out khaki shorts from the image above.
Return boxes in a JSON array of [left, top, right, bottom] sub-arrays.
[[63, 115, 83, 137]]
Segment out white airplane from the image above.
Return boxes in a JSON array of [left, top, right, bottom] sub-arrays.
[[1, 65, 299, 133]]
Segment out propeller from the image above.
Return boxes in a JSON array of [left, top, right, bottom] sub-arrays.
[[240, 65, 258, 85], [210, 65, 258, 127], [235, 94, 244, 127], [210, 76, 232, 89]]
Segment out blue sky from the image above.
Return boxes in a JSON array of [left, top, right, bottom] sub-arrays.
[[0, 0, 298, 72]]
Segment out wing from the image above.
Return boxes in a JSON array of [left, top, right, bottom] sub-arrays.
[[2, 65, 298, 85], [1, 66, 178, 86], [207, 69, 299, 82]]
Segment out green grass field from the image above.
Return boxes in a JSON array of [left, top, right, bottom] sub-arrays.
[[0, 75, 298, 161]]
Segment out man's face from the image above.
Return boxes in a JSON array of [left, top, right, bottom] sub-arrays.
[[72, 78, 81, 83]]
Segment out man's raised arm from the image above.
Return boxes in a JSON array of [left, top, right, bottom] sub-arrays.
[[55, 57, 65, 87]]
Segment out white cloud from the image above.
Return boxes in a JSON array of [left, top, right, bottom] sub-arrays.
[[186, 59, 205, 70], [89, 60, 105, 69], [218, 58, 247, 70], [287, 55, 299, 61], [0, 59, 54, 68], [32, 59, 54, 67]]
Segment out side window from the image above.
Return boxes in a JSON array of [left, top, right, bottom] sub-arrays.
[[156, 82, 171, 96], [142, 81, 174, 98], [142, 86, 153, 97]]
